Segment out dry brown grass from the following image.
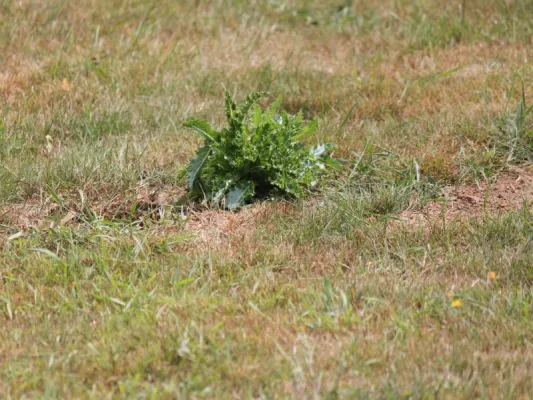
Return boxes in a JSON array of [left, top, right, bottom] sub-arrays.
[[2, 0, 533, 398]]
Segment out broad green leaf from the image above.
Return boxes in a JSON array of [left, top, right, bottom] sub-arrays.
[[183, 119, 217, 141], [225, 182, 254, 210], [252, 104, 262, 126], [187, 145, 211, 190], [323, 156, 342, 170]]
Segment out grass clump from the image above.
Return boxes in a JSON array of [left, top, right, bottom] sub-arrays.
[[496, 87, 533, 164], [184, 90, 336, 209]]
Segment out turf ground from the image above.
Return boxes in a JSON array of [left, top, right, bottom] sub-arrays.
[[1, 0, 533, 398]]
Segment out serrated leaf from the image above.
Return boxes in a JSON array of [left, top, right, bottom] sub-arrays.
[[294, 118, 318, 140], [213, 179, 233, 204], [224, 89, 237, 124], [183, 119, 217, 141], [237, 91, 266, 123], [225, 182, 254, 210], [187, 145, 211, 190], [184, 91, 337, 207], [266, 97, 282, 119]]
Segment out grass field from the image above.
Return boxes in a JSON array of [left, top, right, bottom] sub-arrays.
[[1, 0, 533, 398]]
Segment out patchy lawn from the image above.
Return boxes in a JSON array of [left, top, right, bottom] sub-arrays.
[[1, 0, 533, 398]]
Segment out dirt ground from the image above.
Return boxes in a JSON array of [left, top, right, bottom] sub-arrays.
[[400, 166, 533, 226]]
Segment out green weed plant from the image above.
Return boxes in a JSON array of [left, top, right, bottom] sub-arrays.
[[184, 90, 336, 209]]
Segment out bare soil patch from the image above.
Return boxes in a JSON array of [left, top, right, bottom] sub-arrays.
[[0, 201, 59, 233], [0, 184, 186, 234], [3, 169, 531, 242], [401, 167, 533, 226], [184, 201, 277, 250]]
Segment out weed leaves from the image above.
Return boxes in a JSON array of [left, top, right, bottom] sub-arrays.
[[184, 90, 335, 209]]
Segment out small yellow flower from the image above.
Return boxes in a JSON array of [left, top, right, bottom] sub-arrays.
[[487, 271, 497, 281], [451, 299, 463, 308]]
